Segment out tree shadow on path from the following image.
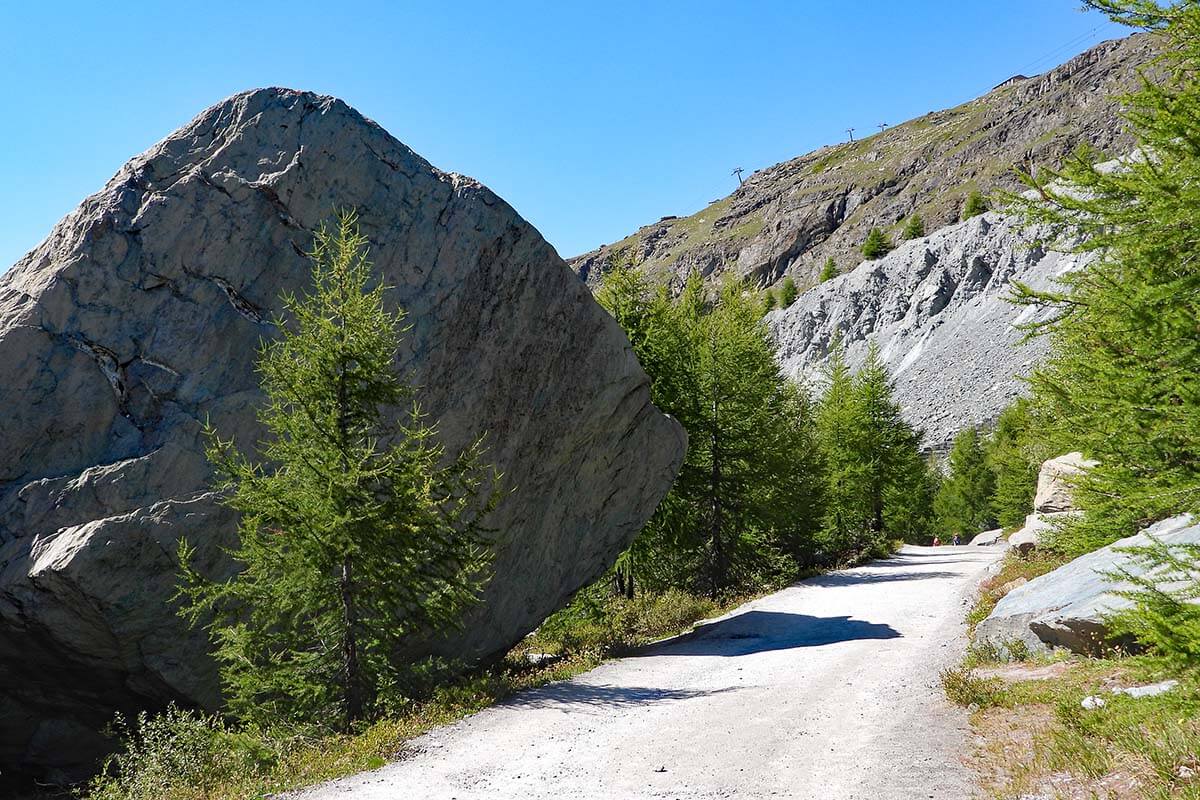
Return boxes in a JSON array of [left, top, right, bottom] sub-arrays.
[[636, 610, 901, 658], [803, 569, 962, 587], [501, 682, 740, 710]]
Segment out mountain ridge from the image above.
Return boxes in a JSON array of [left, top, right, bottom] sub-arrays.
[[569, 33, 1156, 292]]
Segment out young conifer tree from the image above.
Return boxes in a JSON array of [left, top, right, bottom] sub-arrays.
[[597, 268, 823, 593], [901, 214, 925, 240], [984, 398, 1046, 529], [861, 228, 893, 260], [819, 258, 838, 282], [778, 276, 799, 307], [816, 343, 869, 553], [180, 212, 495, 730], [816, 342, 933, 553], [961, 191, 989, 220], [854, 343, 930, 542]]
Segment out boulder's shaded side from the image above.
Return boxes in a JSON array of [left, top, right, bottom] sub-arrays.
[[769, 213, 1089, 451], [976, 515, 1200, 656], [0, 88, 685, 781], [969, 529, 1004, 547], [1008, 511, 1078, 554]]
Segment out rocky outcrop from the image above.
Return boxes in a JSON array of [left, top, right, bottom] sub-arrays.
[[1034, 452, 1098, 514], [0, 88, 685, 781], [1007, 512, 1064, 554], [976, 515, 1200, 656], [1008, 453, 1096, 552], [569, 34, 1155, 292], [768, 212, 1088, 450]]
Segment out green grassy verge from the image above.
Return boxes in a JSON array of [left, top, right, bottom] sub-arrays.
[[946, 553, 1200, 799]]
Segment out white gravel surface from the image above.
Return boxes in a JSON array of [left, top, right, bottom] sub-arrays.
[[293, 545, 1002, 800]]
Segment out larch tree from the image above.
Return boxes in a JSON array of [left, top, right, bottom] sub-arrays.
[[934, 427, 997, 537], [180, 212, 495, 730], [597, 268, 824, 594], [819, 258, 839, 282], [961, 190, 989, 220], [1013, 0, 1200, 555], [901, 214, 926, 240], [861, 228, 893, 260], [778, 276, 800, 307]]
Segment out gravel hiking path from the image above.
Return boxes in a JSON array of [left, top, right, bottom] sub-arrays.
[[293, 544, 1003, 800]]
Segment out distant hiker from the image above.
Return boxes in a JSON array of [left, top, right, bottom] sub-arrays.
[[932, 535, 942, 547], [952, 533, 961, 546]]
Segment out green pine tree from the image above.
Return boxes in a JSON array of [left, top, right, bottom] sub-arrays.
[[855, 343, 929, 542], [179, 212, 495, 730], [597, 268, 823, 594], [819, 258, 838, 282], [762, 290, 778, 313], [961, 190, 989, 220], [816, 344, 870, 554], [861, 228, 893, 260], [1012, 0, 1200, 556], [779, 276, 799, 307], [884, 452, 941, 543], [901, 214, 926, 240], [815, 341, 932, 553], [984, 398, 1047, 529], [934, 428, 997, 537]]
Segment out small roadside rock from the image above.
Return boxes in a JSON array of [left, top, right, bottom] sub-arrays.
[[1081, 679, 1179, 709], [1118, 679, 1178, 699]]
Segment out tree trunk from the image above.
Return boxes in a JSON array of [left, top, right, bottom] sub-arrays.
[[709, 413, 725, 594], [334, 339, 362, 727], [340, 554, 363, 728]]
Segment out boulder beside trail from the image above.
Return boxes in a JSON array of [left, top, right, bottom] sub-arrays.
[[1034, 452, 1098, 514], [976, 514, 1200, 656], [0, 88, 685, 781], [1008, 511, 1078, 554], [969, 528, 1004, 547], [1008, 453, 1095, 552]]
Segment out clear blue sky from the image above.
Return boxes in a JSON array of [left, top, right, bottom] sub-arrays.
[[1, 1, 1126, 269]]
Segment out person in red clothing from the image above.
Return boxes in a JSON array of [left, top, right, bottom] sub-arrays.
[[932, 535, 942, 546]]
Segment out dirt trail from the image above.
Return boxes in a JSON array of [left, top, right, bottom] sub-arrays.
[[294, 545, 1002, 799]]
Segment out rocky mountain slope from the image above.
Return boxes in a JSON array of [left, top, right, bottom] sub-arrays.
[[0, 88, 684, 781], [768, 211, 1088, 451], [570, 34, 1155, 291]]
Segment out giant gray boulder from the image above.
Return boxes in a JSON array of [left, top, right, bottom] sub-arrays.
[[0, 88, 685, 781], [976, 514, 1200, 656]]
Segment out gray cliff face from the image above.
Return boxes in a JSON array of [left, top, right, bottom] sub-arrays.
[[569, 34, 1153, 293], [768, 212, 1087, 451], [0, 88, 685, 780]]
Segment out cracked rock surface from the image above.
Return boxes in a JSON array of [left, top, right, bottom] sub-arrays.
[[0, 88, 685, 781]]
